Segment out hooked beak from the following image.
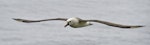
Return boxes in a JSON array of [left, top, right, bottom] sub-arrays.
[[64, 22, 69, 27]]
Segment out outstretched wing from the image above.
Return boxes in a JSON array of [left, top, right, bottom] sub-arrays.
[[13, 18, 67, 23], [85, 20, 143, 28]]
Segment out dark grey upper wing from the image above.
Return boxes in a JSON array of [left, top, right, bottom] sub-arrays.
[[13, 18, 67, 23], [85, 20, 143, 28]]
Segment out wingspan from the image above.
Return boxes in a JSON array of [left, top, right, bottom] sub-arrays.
[[85, 20, 143, 28], [12, 18, 67, 23]]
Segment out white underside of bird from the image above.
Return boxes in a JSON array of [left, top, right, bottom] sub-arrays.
[[64, 17, 92, 28], [12, 17, 143, 28]]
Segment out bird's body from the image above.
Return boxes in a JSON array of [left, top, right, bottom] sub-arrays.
[[65, 17, 92, 28], [13, 17, 143, 28]]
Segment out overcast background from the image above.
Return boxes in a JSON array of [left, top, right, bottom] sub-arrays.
[[0, 0, 150, 45]]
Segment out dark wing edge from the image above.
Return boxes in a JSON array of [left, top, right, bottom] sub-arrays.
[[85, 20, 144, 28], [12, 18, 67, 23]]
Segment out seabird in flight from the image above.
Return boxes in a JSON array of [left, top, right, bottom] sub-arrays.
[[12, 17, 143, 28]]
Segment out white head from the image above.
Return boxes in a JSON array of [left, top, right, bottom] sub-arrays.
[[64, 17, 79, 27]]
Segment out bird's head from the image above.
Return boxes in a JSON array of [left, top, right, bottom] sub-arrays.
[[64, 17, 79, 27]]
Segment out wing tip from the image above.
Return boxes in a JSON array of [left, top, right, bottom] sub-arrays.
[[130, 25, 144, 28], [120, 25, 144, 29], [115, 25, 144, 29], [12, 18, 23, 22], [12, 18, 35, 23]]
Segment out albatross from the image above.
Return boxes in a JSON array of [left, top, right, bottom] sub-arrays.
[[12, 17, 143, 28]]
